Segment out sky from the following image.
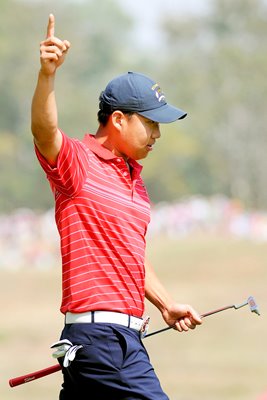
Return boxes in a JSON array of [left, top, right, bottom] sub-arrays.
[[116, 0, 209, 48]]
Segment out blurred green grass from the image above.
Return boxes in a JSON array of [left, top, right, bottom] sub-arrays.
[[1, 234, 266, 399]]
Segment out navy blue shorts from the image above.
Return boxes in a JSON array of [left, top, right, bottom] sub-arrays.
[[58, 323, 169, 400]]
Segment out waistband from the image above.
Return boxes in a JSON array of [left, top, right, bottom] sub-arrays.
[[65, 311, 144, 332]]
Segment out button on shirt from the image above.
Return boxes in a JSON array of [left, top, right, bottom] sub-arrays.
[[35, 132, 151, 317]]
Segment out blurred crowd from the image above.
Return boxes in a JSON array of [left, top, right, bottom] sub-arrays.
[[1, 195, 267, 269], [148, 195, 267, 240], [0, 208, 60, 270]]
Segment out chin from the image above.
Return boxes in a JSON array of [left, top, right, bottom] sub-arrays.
[[136, 153, 148, 161]]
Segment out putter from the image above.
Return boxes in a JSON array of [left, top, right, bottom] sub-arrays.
[[145, 295, 260, 338], [9, 295, 260, 387]]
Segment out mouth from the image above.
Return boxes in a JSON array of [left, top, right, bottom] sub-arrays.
[[146, 142, 155, 151]]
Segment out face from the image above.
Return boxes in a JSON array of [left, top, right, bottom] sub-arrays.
[[113, 113, 161, 160]]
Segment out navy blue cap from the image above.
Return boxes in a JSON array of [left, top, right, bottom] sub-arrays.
[[99, 72, 187, 123]]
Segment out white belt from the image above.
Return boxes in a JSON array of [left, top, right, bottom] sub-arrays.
[[65, 311, 144, 332]]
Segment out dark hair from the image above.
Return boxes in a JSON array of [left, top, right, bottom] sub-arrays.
[[97, 109, 112, 126], [97, 109, 134, 126]]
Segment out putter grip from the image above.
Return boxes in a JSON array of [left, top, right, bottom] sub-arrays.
[[9, 364, 61, 387]]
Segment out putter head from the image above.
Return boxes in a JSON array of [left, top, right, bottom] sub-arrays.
[[247, 296, 260, 316]]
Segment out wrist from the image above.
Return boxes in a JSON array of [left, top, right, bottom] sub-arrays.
[[161, 300, 176, 315], [149, 293, 174, 315], [38, 68, 56, 80]]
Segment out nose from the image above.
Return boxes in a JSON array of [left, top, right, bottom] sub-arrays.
[[152, 125, 161, 139]]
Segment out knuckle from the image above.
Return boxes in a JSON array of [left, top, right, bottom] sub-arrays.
[[39, 45, 45, 55]]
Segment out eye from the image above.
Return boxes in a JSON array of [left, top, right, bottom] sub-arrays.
[[151, 121, 159, 128], [147, 119, 157, 126]]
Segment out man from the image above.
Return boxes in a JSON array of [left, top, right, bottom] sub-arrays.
[[32, 14, 202, 400]]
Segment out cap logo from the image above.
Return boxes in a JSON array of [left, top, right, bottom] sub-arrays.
[[151, 83, 166, 103]]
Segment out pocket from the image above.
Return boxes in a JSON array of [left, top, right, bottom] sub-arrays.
[[108, 327, 128, 371], [67, 325, 128, 372]]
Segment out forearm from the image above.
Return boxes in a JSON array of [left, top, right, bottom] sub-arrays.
[[31, 71, 58, 143]]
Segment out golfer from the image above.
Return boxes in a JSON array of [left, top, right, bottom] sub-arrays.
[[31, 14, 202, 400]]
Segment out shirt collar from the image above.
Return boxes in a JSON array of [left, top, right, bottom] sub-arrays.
[[83, 134, 116, 160], [82, 134, 143, 174]]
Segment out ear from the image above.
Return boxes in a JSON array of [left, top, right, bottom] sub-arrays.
[[111, 111, 125, 130]]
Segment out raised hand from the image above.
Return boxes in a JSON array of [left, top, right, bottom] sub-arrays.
[[39, 14, 70, 75]]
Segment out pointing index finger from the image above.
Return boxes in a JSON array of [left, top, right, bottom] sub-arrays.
[[46, 13, 55, 39]]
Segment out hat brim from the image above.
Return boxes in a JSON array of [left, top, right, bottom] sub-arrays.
[[137, 104, 187, 123]]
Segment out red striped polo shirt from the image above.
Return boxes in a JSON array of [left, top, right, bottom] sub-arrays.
[[35, 131, 151, 317]]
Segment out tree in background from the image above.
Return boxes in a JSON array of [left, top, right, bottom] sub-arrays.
[[160, 0, 267, 208]]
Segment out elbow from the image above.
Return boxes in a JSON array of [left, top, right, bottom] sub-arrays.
[[31, 120, 58, 143]]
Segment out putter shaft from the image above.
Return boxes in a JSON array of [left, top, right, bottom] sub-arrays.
[[144, 308, 224, 338], [145, 296, 259, 338]]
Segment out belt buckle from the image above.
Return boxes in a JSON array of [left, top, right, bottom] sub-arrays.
[[140, 316, 150, 338]]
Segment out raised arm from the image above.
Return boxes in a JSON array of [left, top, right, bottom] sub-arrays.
[[31, 14, 70, 165], [145, 259, 202, 332]]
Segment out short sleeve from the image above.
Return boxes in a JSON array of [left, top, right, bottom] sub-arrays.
[[35, 130, 89, 197]]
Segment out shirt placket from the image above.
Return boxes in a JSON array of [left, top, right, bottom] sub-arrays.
[[114, 158, 137, 199]]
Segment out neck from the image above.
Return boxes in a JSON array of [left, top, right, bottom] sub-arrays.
[[94, 125, 128, 161]]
